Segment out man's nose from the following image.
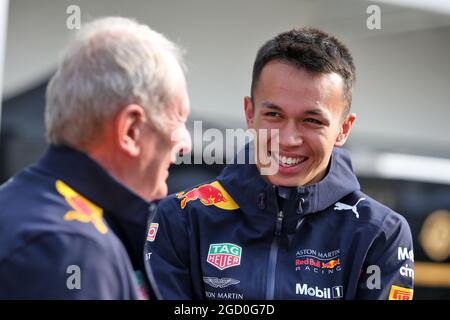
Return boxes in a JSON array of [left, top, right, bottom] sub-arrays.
[[170, 125, 192, 158], [280, 121, 303, 147]]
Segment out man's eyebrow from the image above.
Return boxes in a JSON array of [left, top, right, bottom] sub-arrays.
[[260, 102, 331, 120], [304, 109, 329, 117], [260, 102, 282, 110]]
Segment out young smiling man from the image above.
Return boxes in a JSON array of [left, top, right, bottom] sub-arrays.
[[145, 28, 414, 300]]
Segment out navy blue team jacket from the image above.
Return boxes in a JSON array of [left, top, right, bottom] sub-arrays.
[[0, 146, 151, 299], [145, 147, 414, 300]]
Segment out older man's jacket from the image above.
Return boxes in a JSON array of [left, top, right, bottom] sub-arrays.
[[0, 146, 151, 299]]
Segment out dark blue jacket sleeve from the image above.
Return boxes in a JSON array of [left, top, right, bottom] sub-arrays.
[[356, 213, 414, 300], [0, 232, 138, 299], [144, 198, 199, 299]]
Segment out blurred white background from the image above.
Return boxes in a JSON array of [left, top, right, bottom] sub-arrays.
[[3, 0, 450, 157]]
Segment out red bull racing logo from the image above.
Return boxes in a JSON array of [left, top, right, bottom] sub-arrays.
[[207, 243, 242, 270], [176, 181, 239, 210], [295, 248, 342, 275], [56, 180, 108, 234], [295, 258, 341, 269]]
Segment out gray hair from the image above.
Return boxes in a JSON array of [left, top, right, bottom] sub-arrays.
[[45, 16, 185, 147]]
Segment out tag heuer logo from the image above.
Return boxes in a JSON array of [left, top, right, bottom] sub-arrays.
[[207, 243, 242, 270]]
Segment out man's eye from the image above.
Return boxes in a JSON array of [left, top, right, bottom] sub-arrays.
[[265, 112, 280, 118], [305, 118, 323, 125]]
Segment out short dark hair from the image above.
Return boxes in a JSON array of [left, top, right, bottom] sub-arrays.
[[251, 27, 355, 112]]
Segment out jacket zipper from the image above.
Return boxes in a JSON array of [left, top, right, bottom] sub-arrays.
[[266, 209, 283, 300]]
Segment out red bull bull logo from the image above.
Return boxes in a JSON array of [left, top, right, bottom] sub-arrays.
[[176, 181, 239, 210], [322, 259, 341, 269], [56, 180, 108, 234]]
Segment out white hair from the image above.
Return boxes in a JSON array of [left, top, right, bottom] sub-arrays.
[[45, 16, 185, 147]]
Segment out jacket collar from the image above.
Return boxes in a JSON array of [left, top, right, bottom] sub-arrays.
[[217, 144, 360, 233], [35, 145, 151, 229], [35, 145, 153, 272]]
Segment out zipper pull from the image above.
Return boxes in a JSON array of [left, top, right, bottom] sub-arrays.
[[297, 197, 305, 214], [275, 210, 284, 236]]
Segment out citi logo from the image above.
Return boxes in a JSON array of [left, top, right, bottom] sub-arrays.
[[400, 264, 414, 278], [295, 283, 343, 299]]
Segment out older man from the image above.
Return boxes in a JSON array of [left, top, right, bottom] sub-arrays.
[[0, 17, 191, 299]]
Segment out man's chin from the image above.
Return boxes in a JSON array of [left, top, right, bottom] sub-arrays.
[[264, 174, 307, 188]]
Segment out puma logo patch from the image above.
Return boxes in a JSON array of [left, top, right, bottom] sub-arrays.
[[334, 198, 366, 218]]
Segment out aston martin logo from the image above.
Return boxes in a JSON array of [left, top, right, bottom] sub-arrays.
[[203, 277, 240, 288]]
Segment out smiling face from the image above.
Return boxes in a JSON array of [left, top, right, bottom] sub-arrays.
[[245, 60, 356, 187]]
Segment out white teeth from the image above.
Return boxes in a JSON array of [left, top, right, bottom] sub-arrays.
[[269, 152, 305, 166], [273, 154, 304, 166]]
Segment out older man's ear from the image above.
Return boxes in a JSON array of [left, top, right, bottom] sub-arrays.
[[115, 104, 150, 158]]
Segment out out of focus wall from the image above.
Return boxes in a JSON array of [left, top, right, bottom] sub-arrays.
[[3, 0, 450, 156]]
